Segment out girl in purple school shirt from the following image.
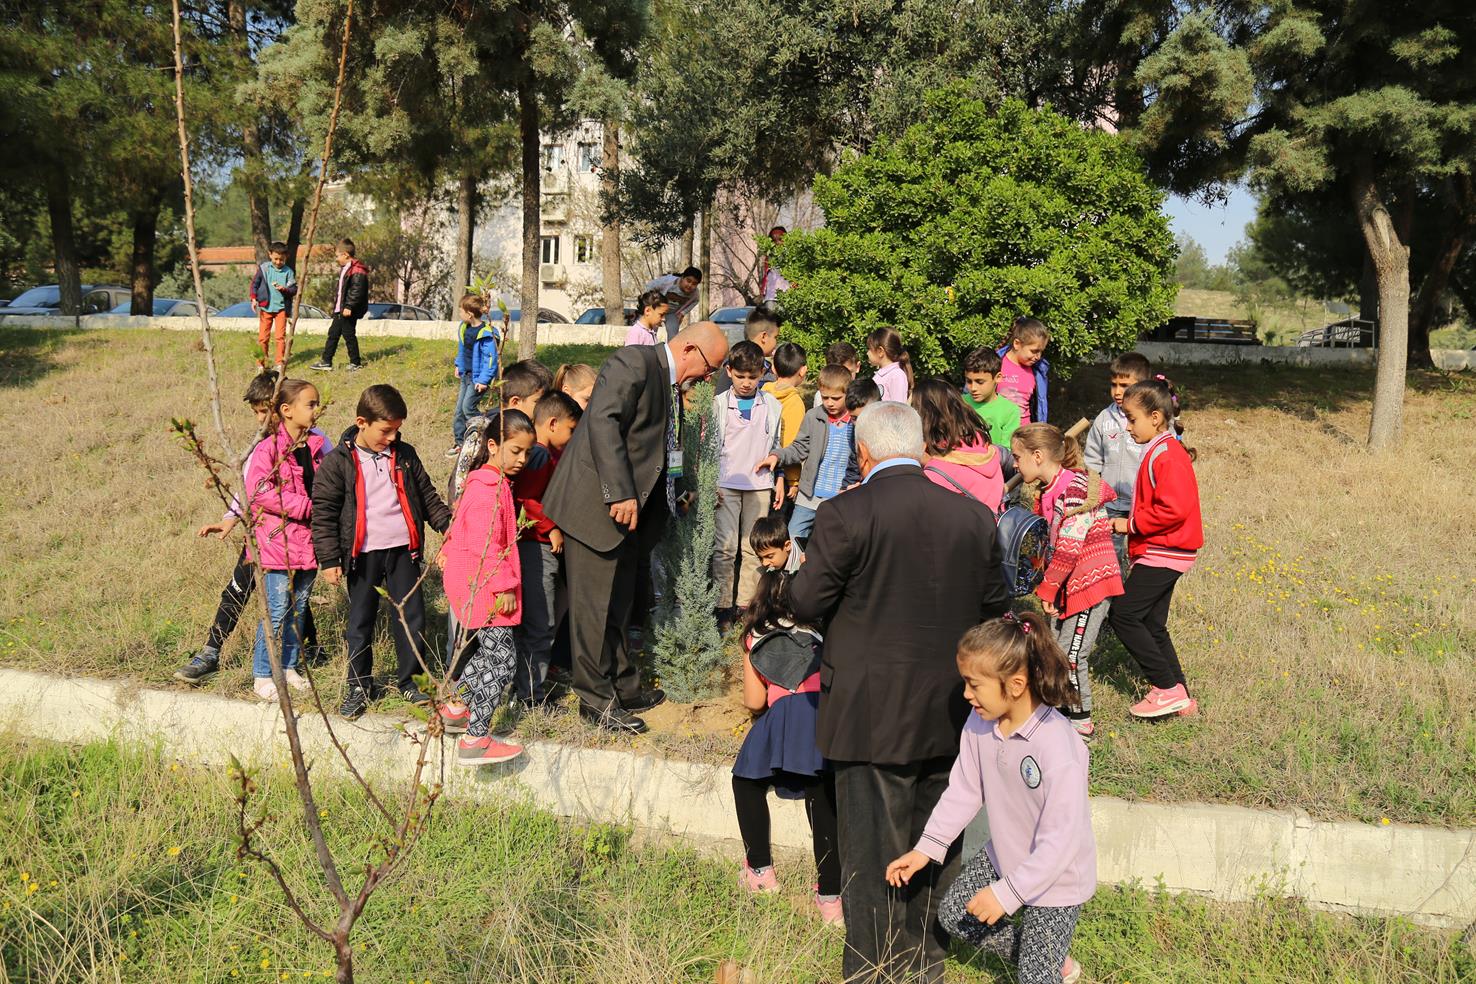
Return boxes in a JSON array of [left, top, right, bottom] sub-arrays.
[[886, 612, 1096, 984]]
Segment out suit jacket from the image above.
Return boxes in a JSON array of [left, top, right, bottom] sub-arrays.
[[543, 344, 673, 553], [790, 463, 1011, 764]]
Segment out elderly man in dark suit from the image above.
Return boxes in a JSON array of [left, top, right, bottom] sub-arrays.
[[790, 400, 1011, 982], [543, 321, 728, 734]]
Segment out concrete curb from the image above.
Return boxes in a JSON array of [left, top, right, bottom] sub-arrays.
[[3, 668, 1472, 929]]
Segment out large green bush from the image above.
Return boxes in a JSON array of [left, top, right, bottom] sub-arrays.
[[775, 90, 1178, 376]]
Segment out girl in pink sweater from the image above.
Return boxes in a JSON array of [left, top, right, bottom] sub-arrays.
[[912, 378, 1004, 512], [440, 409, 535, 766], [1012, 423, 1124, 741], [886, 613, 1095, 984]]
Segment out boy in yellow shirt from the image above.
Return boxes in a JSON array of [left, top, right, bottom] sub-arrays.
[[762, 342, 808, 508]]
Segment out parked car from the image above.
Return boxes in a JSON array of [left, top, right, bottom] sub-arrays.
[[711, 305, 754, 344], [574, 305, 638, 325], [363, 302, 438, 320], [107, 298, 218, 317], [0, 284, 130, 317], [506, 307, 572, 326], [216, 301, 331, 319]]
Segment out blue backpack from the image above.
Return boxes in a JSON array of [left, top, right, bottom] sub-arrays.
[[924, 464, 1052, 598]]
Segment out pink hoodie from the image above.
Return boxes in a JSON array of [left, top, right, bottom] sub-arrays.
[[441, 467, 522, 628], [923, 437, 1004, 513], [246, 426, 327, 571]]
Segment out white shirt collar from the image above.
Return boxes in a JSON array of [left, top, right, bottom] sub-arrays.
[[663, 342, 678, 386]]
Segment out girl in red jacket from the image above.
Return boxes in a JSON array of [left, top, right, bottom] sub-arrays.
[[440, 410, 535, 766], [1108, 376, 1203, 719], [1012, 423, 1124, 741]]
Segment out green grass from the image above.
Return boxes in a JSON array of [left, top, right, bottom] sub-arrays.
[[1, 327, 1475, 827], [1, 738, 1470, 983]]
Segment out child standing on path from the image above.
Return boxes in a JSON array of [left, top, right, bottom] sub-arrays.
[[712, 341, 786, 620], [311, 385, 453, 719], [1108, 376, 1203, 719], [761, 342, 808, 505], [243, 379, 326, 701], [866, 326, 913, 404], [450, 293, 503, 458], [1011, 423, 1124, 740], [996, 317, 1052, 426], [759, 364, 859, 544], [961, 347, 1023, 447], [624, 289, 668, 346], [250, 241, 297, 368], [512, 392, 582, 705], [1083, 353, 1152, 572], [887, 614, 1095, 984], [311, 238, 369, 372], [733, 569, 841, 926], [441, 409, 536, 765], [913, 378, 1005, 513]]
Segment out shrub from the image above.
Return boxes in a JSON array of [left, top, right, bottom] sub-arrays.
[[774, 89, 1178, 377]]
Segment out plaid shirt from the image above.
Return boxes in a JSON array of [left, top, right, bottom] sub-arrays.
[[812, 416, 853, 500]]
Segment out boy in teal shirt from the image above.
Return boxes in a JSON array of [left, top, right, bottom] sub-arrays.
[[961, 347, 1021, 445], [250, 240, 298, 367]]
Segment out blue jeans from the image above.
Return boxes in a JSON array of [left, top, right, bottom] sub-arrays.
[[452, 377, 485, 443], [788, 504, 818, 543], [252, 569, 316, 678]]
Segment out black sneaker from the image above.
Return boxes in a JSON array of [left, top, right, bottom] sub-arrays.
[[579, 703, 648, 734], [301, 643, 327, 667], [345, 363, 363, 372], [173, 653, 218, 684], [621, 687, 666, 713], [339, 685, 370, 720], [309, 362, 333, 371], [397, 684, 431, 707]]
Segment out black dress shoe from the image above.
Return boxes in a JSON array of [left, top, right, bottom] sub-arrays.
[[578, 703, 648, 734], [621, 687, 666, 713]]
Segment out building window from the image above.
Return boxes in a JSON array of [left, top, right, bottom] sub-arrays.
[[577, 141, 599, 173], [574, 235, 594, 264], [540, 235, 561, 264], [541, 144, 565, 171]]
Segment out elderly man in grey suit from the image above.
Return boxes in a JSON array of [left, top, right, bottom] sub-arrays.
[[543, 321, 729, 733]]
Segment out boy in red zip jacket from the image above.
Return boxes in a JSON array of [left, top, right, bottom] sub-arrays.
[[1108, 376, 1203, 720], [311, 384, 452, 719]]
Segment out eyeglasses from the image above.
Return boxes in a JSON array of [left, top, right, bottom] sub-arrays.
[[693, 346, 719, 379]]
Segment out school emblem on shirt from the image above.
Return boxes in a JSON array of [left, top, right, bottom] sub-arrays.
[[1020, 756, 1042, 789]]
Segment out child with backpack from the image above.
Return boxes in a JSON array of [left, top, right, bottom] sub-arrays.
[[1011, 423, 1124, 740], [732, 566, 840, 926], [912, 377, 1005, 513], [440, 409, 537, 765], [449, 292, 503, 458], [1108, 376, 1203, 719], [887, 613, 1095, 984]]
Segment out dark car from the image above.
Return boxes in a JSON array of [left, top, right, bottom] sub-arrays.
[[506, 307, 572, 326], [363, 302, 437, 320], [217, 301, 331, 320], [574, 306, 639, 325], [107, 298, 218, 317], [1, 284, 130, 317]]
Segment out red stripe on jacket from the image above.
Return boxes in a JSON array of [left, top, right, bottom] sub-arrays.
[[349, 446, 420, 558]]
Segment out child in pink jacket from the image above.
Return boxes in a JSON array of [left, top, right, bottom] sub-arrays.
[[244, 379, 326, 701], [440, 409, 536, 766]]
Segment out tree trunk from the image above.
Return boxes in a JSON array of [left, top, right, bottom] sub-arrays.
[[698, 205, 712, 318], [129, 192, 162, 314], [1350, 166, 1410, 449], [228, 0, 271, 263], [1408, 176, 1476, 370], [518, 79, 541, 355], [1358, 246, 1378, 323], [454, 170, 480, 309], [601, 120, 624, 328], [680, 218, 694, 270], [285, 194, 306, 281], [45, 164, 81, 316]]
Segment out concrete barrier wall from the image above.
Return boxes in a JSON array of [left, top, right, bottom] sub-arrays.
[[1, 668, 1471, 929], [1136, 340, 1474, 371]]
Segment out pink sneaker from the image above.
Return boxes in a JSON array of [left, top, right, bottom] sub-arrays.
[[1072, 718, 1096, 742], [456, 735, 522, 767], [1130, 684, 1192, 719], [1061, 954, 1082, 983], [738, 862, 778, 894], [1177, 697, 1200, 718], [813, 889, 843, 926], [437, 701, 470, 734]]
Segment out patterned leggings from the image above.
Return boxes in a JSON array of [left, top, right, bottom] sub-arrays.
[[939, 847, 1082, 984], [1053, 601, 1108, 716], [461, 627, 517, 738]]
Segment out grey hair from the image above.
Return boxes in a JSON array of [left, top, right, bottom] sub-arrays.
[[855, 401, 924, 463]]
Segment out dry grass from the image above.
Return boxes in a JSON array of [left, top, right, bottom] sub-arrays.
[[1, 327, 1474, 825]]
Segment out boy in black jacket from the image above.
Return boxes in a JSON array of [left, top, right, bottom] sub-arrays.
[[312, 384, 452, 718], [311, 238, 370, 372]]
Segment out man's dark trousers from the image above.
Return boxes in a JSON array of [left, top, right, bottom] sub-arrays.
[[834, 758, 960, 983]]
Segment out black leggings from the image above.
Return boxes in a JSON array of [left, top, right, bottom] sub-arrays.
[[1107, 564, 1187, 692], [204, 551, 317, 653], [732, 772, 841, 896]]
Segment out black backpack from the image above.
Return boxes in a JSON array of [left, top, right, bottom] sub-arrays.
[[748, 626, 823, 692], [924, 464, 1052, 599]]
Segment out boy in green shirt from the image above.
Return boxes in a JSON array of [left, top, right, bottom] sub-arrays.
[[961, 346, 1021, 445]]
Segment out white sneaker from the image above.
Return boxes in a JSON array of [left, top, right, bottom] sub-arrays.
[[282, 669, 310, 691], [252, 678, 279, 701]]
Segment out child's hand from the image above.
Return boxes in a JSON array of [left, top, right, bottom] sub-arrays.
[[549, 529, 564, 554], [772, 477, 786, 510], [197, 519, 237, 539], [787, 483, 797, 500], [431, 548, 446, 571], [1041, 599, 1058, 617], [965, 886, 1006, 925], [475, 383, 487, 393], [715, 489, 725, 508], [455, 368, 462, 378], [754, 454, 779, 474], [320, 566, 343, 587], [1112, 517, 1130, 534], [493, 591, 516, 615], [885, 850, 930, 887]]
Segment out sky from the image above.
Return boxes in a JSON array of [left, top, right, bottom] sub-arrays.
[[1162, 185, 1258, 264]]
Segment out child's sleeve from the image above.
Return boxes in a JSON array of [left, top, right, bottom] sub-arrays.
[[1129, 452, 1196, 537], [310, 453, 347, 569], [454, 324, 469, 373], [990, 754, 1089, 915], [776, 416, 812, 466], [1036, 507, 1088, 606], [413, 454, 453, 534], [282, 266, 297, 296], [473, 332, 497, 386], [914, 724, 985, 862], [1083, 414, 1106, 473], [512, 455, 557, 539]]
